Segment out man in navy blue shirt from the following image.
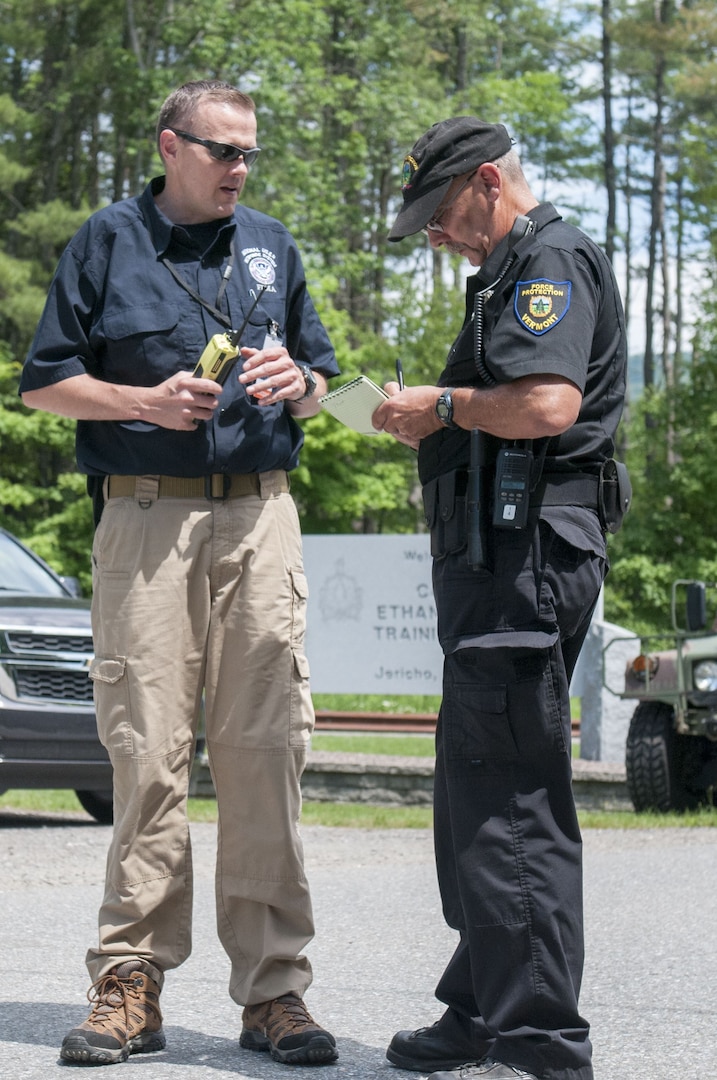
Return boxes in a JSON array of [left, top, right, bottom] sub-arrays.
[[21, 80, 339, 1068]]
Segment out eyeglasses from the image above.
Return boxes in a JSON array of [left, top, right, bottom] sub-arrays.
[[170, 129, 261, 168], [423, 171, 477, 233]]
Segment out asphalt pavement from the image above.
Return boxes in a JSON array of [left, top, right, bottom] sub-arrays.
[[2, 809, 716, 1079]]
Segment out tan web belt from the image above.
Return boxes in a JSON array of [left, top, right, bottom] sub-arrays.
[[106, 471, 289, 500]]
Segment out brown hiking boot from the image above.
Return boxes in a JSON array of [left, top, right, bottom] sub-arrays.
[[240, 992, 338, 1065], [60, 960, 166, 1065]]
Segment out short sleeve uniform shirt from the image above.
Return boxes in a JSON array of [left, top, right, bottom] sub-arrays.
[[418, 203, 626, 487], [21, 177, 339, 478]]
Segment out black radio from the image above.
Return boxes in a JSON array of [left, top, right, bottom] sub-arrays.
[[492, 445, 533, 530]]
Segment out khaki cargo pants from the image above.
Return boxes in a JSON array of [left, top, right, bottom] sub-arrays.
[[86, 474, 315, 1006]]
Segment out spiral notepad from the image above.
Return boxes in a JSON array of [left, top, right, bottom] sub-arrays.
[[319, 376, 388, 436]]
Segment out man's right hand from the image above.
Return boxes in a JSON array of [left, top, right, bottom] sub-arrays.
[[21, 370, 223, 430], [147, 371, 223, 429]]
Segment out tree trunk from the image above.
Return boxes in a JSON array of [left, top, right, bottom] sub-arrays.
[[601, 0, 617, 264]]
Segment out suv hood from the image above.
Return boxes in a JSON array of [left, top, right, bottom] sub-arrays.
[[0, 595, 92, 629]]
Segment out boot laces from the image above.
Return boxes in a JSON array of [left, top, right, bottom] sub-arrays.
[[271, 994, 315, 1033], [85, 972, 136, 1032]]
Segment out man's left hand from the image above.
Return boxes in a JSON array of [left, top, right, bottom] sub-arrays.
[[239, 345, 327, 417], [372, 382, 443, 449], [239, 345, 306, 403]]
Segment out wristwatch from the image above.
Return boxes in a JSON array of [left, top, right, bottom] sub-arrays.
[[435, 388, 459, 429], [293, 362, 318, 402]]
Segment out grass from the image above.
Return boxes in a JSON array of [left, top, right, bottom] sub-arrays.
[[311, 732, 436, 756], [0, 787, 433, 828], [312, 731, 581, 759], [312, 693, 442, 715], [2, 787, 716, 830], [312, 693, 582, 721], [1, 703, 711, 832]]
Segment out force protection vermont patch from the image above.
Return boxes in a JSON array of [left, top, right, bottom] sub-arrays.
[[514, 279, 571, 335]]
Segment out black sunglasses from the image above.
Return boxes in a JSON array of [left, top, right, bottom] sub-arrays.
[[170, 129, 261, 168]]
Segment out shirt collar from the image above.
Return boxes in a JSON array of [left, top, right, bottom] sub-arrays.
[[473, 202, 562, 287], [140, 176, 236, 260]]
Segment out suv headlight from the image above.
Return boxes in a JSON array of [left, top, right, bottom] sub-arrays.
[[693, 660, 717, 692]]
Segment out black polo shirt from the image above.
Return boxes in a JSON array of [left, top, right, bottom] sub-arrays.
[[418, 203, 626, 485], [21, 177, 339, 477]]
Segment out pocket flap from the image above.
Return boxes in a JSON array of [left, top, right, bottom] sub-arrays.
[[293, 651, 310, 680], [102, 304, 179, 340], [89, 656, 127, 684]]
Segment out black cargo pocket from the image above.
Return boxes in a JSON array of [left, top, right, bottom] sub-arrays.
[[443, 653, 518, 765]]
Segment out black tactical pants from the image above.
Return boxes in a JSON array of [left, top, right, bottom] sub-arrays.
[[431, 508, 606, 1080]]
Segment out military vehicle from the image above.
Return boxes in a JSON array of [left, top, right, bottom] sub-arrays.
[[608, 580, 717, 811]]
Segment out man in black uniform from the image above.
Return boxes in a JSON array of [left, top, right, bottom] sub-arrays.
[[373, 118, 627, 1080]]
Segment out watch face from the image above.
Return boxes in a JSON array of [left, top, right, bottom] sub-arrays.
[[436, 389, 457, 428], [436, 392, 453, 422]]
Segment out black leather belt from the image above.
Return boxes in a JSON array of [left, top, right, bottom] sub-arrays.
[[445, 469, 600, 508], [106, 471, 289, 500]]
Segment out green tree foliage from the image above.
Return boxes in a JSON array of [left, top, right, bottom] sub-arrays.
[[606, 296, 717, 634], [0, 0, 577, 550], [2, 0, 717, 640]]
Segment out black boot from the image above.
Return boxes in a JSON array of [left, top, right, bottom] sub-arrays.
[[386, 1009, 490, 1072]]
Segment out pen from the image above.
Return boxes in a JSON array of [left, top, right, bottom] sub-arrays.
[[395, 357, 405, 391]]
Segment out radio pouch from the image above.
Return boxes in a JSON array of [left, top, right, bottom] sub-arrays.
[[598, 458, 632, 534]]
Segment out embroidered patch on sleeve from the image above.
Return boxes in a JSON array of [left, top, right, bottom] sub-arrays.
[[514, 279, 572, 335]]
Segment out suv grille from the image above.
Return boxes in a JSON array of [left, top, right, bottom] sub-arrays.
[[7, 630, 93, 655], [13, 667, 94, 703]]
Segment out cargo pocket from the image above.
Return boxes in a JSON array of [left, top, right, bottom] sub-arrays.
[[289, 567, 313, 745], [88, 655, 133, 757], [443, 631, 566, 768], [289, 567, 310, 661], [443, 653, 517, 765]]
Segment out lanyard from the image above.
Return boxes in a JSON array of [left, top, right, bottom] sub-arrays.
[[161, 240, 236, 330]]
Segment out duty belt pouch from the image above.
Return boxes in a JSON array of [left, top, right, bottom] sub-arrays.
[[422, 472, 466, 558], [598, 458, 632, 533], [422, 478, 440, 557], [439, 471, 467, 555]]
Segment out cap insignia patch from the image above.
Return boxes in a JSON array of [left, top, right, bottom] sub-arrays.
[[401, 155, 419, 191]]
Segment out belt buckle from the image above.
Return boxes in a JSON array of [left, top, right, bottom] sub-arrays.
[[205, 474, 230, 500]]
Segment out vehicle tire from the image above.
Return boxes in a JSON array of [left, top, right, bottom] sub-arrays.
[[75, 789, 114, 824], [625, 701, 706, 812]]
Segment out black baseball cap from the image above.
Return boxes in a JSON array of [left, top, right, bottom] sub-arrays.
[[388, 117, 513, 241]]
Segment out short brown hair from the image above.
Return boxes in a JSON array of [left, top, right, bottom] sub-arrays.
[[156, 80, 255, 151]]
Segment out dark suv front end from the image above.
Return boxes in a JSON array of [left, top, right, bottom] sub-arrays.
[[0, 527, 112, 822]]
